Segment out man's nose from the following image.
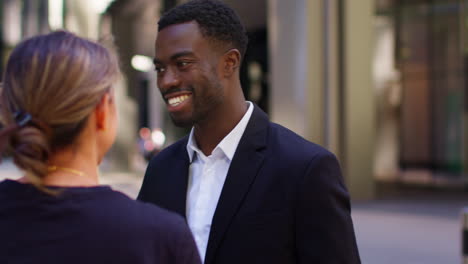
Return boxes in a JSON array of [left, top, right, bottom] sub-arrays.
[[158, 67, 181, 90]]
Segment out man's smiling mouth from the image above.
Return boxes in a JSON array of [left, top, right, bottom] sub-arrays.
[[167, 94, 191, 107]]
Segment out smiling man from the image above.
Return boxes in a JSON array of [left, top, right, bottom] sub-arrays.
[[138, 1, 361, 264]]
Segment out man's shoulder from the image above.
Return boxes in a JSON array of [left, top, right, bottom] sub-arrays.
[[267, 121, 332, 157], [150, 135, 188, 162]]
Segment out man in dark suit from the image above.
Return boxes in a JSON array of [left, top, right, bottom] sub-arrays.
[[138, 0, 361, 263]]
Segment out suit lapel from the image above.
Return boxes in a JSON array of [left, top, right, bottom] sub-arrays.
[[164, 138, 190, 218], [204, 105, 269, 264]]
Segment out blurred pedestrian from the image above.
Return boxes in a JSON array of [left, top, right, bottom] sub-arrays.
[[0, 31, 200, 264], [138, 0, 361, 263]]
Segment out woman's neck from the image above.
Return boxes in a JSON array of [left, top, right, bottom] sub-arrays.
[[43, 145, 100, 187]]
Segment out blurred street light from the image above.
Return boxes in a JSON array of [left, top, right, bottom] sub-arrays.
[[89, 0, 116, 14], [131, 55, 153, 72], [3, 0, 22, 46], [151, 128, 166, 149], [48, 0, 64, 30], [138, 127, 165, 161]]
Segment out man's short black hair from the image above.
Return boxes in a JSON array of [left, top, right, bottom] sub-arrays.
[[158, 0, 249, 59]]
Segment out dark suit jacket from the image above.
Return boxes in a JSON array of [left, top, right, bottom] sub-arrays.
[[138, 105, 361, 264]]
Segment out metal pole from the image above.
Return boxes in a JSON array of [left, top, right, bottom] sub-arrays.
[[463, 207, 468, 264]]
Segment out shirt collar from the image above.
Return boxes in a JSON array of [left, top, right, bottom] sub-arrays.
[[186, 102, 254, 162]]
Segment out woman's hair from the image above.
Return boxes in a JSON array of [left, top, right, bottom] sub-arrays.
[[0, 30, 120, 187]]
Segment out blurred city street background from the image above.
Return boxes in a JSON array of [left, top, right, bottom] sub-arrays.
[[1, 0, 468, 263]]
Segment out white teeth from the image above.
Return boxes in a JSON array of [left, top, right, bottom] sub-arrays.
[[168, 95, 190, 106]]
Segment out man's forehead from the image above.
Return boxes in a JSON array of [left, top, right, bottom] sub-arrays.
[[156, 21, 202, 44], [154, 22, 209, 60]]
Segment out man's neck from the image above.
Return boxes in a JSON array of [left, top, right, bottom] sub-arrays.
[[194, 101, 248, 156]]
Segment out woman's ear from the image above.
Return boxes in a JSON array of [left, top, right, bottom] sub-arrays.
[[222, 49, 241, 77], [94, 93, 110, 131]]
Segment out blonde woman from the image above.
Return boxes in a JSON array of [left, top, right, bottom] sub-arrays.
[[0, 31, 201, 264]]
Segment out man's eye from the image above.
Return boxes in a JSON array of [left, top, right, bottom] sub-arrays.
[[155, 66, 165, 73], [177, 61, 190, 68]]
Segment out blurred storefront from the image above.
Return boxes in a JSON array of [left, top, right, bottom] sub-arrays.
[[374, 0, 467, 190]]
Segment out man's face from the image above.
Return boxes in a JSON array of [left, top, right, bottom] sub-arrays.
[[154, 21, 224, 127]]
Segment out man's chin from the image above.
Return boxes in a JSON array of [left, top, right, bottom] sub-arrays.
[[170, 115, 194, 128]]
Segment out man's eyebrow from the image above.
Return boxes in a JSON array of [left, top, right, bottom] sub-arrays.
[[153, 51, 196, 65], [170, 51, 195, 60]]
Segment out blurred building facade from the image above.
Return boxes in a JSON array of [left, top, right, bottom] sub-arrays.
[[1, 0, 467, 199], [373, 0, 468, 192]]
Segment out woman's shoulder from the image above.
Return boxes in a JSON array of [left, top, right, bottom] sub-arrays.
[[0, 180, 186, 233], [92, 189, 188, 232], [95, 190, 195, 254], [100, 192, 201, 263]]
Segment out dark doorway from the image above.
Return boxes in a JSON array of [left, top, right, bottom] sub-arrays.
[[396, 0, 465, 176]]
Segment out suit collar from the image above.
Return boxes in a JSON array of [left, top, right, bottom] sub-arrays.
[[240, 103, 269, 149], [186, 101, 255, 162]]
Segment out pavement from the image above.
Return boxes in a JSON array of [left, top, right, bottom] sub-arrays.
[[1, 160, 467, 263], [353, 196, 466, 264]]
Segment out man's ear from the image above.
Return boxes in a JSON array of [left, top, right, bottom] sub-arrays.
[[95, 93, 110, 131], [222, 49, 241, 77]]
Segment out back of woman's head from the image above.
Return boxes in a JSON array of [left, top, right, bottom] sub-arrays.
[[0, 30, 120, 187]]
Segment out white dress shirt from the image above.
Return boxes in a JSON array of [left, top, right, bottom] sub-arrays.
[[185, 102, 254, 261]]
